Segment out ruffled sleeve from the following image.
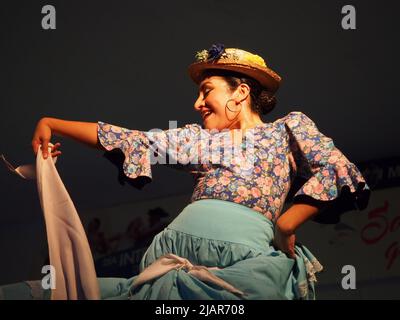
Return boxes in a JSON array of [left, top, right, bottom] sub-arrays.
[[97, 121, 203, 183], [284, 112, 370, 224], [97, 121, 153, 180]]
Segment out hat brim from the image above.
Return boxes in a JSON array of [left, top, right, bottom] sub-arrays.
[[188, 62, 281, 93]]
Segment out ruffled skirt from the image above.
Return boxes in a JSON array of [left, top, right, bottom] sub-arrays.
[[100, 199, 323, 300]]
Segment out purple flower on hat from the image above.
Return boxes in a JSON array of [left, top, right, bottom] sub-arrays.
[[207, 43, 225, 61]]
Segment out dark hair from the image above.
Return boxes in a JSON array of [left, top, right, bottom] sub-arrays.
[[200, 69, 277, 115]]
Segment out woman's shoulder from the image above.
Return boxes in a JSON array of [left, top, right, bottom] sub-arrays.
[[273, 111, 315, 125], [266, 111, 318, 134]]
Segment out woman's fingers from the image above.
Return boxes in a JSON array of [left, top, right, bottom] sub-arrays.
[[41, 140, 49, 159], [32, 140, 61, 158], [51, 143, 61, 154], [51, 142, 61, 151], [281, 244, 295, 259], [51, 150, 62, 158], [50, 143, 62, 158]]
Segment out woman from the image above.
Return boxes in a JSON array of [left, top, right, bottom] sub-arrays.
[[1, 44, 369, 300]]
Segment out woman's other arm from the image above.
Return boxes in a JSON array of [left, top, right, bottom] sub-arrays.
[[32, 117, 104, 159], [274, 202, 324, 258], [277, 202, 322, 235]]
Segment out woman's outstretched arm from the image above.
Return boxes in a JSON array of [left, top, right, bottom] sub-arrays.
[[32, 117, 104, 159]]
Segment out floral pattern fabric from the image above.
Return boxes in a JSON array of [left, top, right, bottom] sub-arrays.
[[97, 111, 369, 223]]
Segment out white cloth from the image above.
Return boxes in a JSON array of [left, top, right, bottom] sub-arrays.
[[132, 253, 245, 297], [1, 148, 100, 300]]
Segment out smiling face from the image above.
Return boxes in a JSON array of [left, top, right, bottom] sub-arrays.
[[194, 75, 239, 131]]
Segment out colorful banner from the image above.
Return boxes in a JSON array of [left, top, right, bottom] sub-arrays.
[[296, 186, 400, 298]]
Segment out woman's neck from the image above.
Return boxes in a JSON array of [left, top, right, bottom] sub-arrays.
[[228, 113, 264, 130], [227, 113, 264, 145]]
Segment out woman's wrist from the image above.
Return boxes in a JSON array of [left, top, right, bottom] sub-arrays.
[[40, 117, 53, 129]]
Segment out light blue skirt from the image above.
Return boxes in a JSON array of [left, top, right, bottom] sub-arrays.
[[0, 199, 323, 300]]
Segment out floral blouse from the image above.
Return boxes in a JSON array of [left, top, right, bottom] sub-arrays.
[[97, 111, 369, 223]]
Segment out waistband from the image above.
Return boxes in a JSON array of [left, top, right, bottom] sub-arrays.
[[167, 199, 274, 252]]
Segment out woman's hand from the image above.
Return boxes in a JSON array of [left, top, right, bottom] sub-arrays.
[[273, 222, 296, 259], [31, 118, 62, 159]]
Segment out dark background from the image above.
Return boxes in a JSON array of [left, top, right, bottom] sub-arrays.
[[0, 0, 399, 295]]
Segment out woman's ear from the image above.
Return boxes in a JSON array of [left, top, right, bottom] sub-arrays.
[[235, 83, 250, 103]]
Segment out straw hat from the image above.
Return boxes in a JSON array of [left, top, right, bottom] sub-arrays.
[[188, 44, 282, 93]]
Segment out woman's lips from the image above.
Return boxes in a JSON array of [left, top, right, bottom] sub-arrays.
[[202, 111, 212, 120]]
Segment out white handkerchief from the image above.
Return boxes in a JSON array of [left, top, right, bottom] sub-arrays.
[[1, 147, 100, 300]]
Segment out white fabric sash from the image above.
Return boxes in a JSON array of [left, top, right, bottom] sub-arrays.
[[132, 253, 245, 297], [1, 147, 100, 300]]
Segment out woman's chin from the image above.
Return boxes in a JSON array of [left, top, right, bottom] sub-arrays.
[[203, 120, 215, 130], [202, 118, 211, 129], [202, 116, 223, 131]]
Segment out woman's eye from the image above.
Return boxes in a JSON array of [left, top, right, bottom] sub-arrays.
[[204, 90, 211, 97]]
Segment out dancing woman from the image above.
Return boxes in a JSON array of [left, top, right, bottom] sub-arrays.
[[1, 44, 369, 300]]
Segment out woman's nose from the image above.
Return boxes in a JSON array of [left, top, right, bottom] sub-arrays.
[[193, 95, 204, 112]]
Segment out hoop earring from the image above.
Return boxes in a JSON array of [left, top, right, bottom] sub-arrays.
[[225, 99, 242, 113], [225, 99, 242, 122]]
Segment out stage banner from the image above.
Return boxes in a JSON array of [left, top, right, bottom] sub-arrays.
[[81, 194, 191, 278], [358, 157, 400, 191], [296, 186, 400, 298]]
